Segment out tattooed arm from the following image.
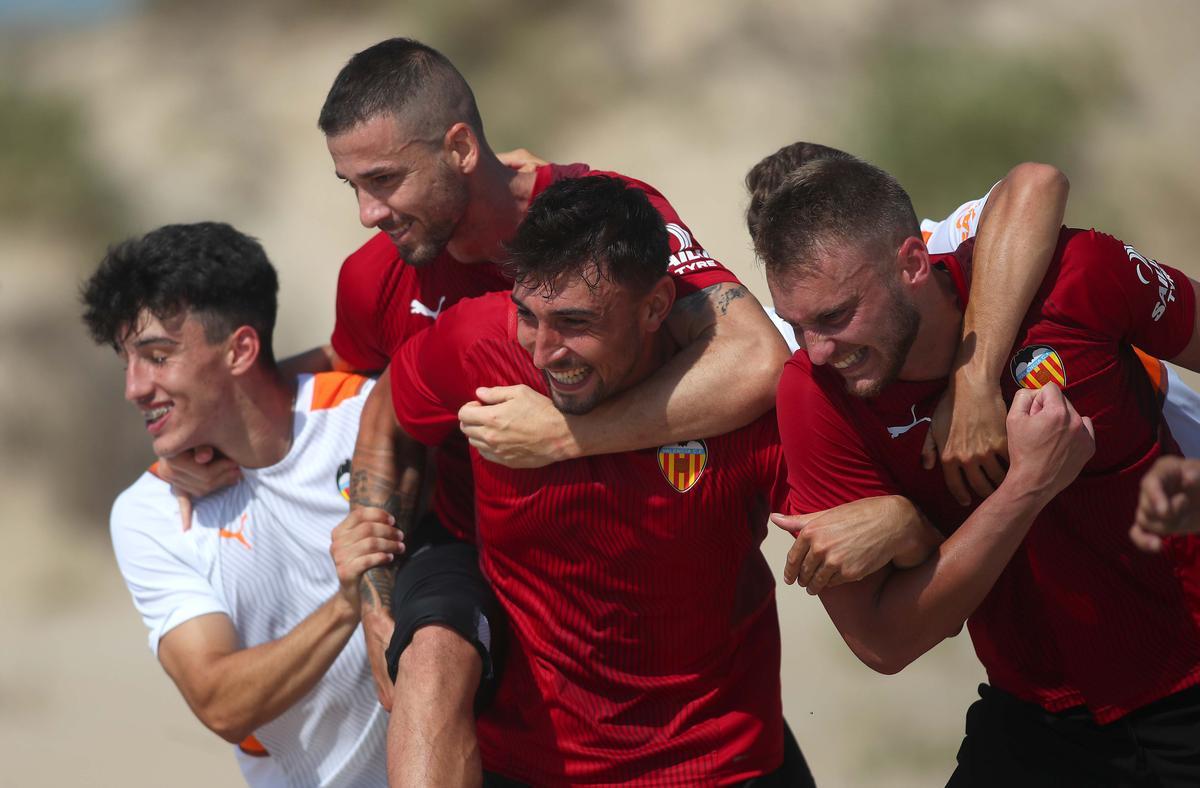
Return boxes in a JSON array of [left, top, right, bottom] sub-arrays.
[[458, 280, 790, 467], [337, 367, 427, 707]]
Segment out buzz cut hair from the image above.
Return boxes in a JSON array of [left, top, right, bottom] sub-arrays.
[[753, 157, 920, 283], [744, 141, 857, 244], [318, 37, 486, 145]]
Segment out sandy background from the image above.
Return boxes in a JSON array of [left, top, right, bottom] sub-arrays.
[[3, 1, 1200, 785]]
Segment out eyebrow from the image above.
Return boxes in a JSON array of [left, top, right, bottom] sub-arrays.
[[510, 293, 598, 320], [132, 335, 179, 350]]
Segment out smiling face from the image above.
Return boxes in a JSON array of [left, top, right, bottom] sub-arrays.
[[769, 243, 919, 398], [118, 309, 233, 458], [513, 269, 672, 415], [327, 113, 469, 267]]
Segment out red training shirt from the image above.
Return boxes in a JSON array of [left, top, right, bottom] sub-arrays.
[[331, 162, 734, 541], [391, 290, 787, 785], [779, 228, 1200, 723]]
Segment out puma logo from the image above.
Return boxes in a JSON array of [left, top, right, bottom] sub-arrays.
[[219, 513, 252, 550], [887, 404, 931, 439], [410, 296, 446, 320]]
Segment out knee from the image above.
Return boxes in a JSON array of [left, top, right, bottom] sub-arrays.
[[396, 624, 482, 688]]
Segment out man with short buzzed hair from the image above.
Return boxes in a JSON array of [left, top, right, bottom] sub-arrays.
[[761, 155, 1200, 784]]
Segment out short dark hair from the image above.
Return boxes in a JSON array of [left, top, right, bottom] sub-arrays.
[[754, 157, 920, 283], [81, 222, 279, 363], [504, 175, 670, 296], [745, 141, 856, 243], [318, 37, 485, 144]]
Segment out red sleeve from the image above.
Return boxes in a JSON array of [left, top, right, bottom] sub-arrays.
[[587, 170, 740, 296], [1055, 229, 1196, 359], [776, 359, 899, 515], [330, 234, 393, 372], [755, 417, 790, 514], [389, 302, 482, 447]]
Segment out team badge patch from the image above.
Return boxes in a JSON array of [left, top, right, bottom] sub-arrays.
[[657, 440, 708, 493], [1010, 345, 1067, 390], [336, 459, 352, 501]]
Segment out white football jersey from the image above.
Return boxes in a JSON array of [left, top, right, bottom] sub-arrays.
[[111, 372, 386, 788]]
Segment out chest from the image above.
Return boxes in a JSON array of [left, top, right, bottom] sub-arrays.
[[380, 261, 510, 349]]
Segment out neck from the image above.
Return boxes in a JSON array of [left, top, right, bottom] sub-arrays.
[[900, 266, 964, 382], [210, 366, 297, 469], [446, 152, 538, 264]]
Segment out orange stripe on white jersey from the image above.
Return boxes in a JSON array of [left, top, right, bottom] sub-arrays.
[[310, 371, 369, 412]]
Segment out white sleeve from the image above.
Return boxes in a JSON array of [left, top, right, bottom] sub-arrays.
[[764, 306, 800, 353], [110, 476, 229, 655], [921, 183, 997, 254]]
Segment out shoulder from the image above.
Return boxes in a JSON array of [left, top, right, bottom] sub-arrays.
[[338, 231, 401, 280], [302, 371, 375, 414], [111, 471, 179, 538], [429, 291, 512, 348]]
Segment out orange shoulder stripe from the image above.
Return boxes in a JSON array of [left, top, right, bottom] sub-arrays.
[[310, 371, 369, 411]]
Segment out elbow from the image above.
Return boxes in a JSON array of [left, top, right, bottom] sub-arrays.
[[1010, 161, 1069, 201], [197, 706, 255, 744], [741, 337, 789, 408], [842, 631, 921, 676], [853, 644, 914, 676]]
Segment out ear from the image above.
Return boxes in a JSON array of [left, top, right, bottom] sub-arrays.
[[896, 236, 932, 288], [443, 122, 480, 175], [226, 326, 261, 376], [640, 275, 676, 332]]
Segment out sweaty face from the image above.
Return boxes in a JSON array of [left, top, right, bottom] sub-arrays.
[[327, 113, 469, 267], [118, 309, 232, 458], [770, 247, 919, 398], [513, 273, 657, 415]]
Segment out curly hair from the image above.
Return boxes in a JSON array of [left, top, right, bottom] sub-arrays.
[[81, 221, 279, 363]]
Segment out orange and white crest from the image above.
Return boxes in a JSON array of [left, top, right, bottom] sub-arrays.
[[657, 440, 708, 493]]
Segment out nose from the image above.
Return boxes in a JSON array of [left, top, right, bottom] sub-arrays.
[[531, 324, 568, 370], [357, 189, 390, 229], [124, 357, 153, 403], [802, 329, 837, 366]]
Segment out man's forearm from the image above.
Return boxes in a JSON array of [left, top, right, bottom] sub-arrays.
[[820, 482, 1050, 674], [956, 163, 1068, 385], [349, 369, 426, 615], [165, 596, 360, 743], [566, 284, 789, 456]]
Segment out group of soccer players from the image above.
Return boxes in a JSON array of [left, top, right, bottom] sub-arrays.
[[83, 36, 1200, 787]]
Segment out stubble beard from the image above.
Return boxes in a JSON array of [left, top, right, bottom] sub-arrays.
[[849, 286, 920, 399]]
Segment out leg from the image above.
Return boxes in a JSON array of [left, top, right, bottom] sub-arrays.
[[384, 518, 508, 788], [388, 624, 483, 788]]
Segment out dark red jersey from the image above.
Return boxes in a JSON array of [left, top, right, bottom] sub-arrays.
[[331, 162, 736, 542], [391, 290, 786, 785], [779, 228, 1200, 723]]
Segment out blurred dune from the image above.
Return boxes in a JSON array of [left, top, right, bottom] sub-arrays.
[[3, 1, 1199, 785]]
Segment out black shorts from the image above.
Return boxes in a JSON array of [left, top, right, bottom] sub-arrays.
[[948, 682, 1200, 787], [384, 512, 506, 710]]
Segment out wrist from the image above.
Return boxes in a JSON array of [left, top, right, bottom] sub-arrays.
[[331, 590, 361, 625]]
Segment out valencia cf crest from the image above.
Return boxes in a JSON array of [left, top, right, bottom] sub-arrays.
[[336, 460, 352, 502], [1010, 345, 1067, 390], [657, 440, 708, 493]]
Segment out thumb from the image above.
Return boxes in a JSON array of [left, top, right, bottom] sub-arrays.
[[194, 445, 215, 464], [474, 386, 518, 405], [920, 429, 937, 470], [769, 512, 813, 535], [176, 489, 194, 533]]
